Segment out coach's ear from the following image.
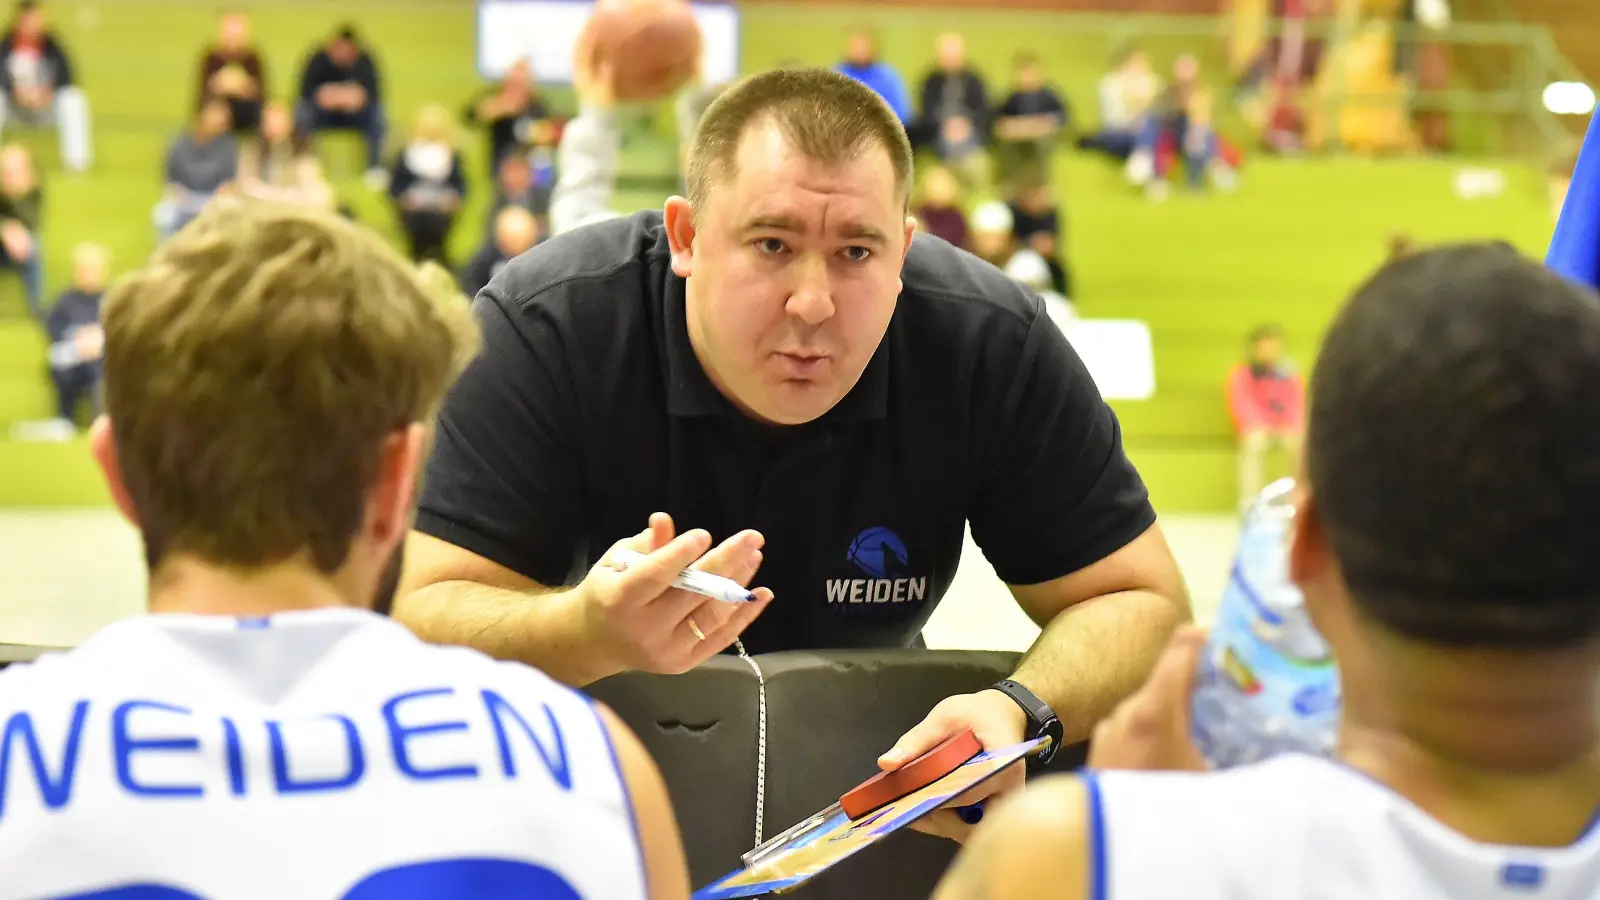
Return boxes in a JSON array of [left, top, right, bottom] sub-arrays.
[[664, 195, 697, 279], [88, 415, 140, 528]]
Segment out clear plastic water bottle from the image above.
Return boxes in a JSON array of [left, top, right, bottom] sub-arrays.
[[1190, 477, 1340, 769]]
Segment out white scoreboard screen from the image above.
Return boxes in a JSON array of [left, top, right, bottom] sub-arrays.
[[475, 0, 741, 85]]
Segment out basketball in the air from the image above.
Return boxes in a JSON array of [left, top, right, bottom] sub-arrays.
[[580, 0, 704, 103]]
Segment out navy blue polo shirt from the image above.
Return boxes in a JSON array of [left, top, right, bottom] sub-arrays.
[[416, 210, 1155, 654]]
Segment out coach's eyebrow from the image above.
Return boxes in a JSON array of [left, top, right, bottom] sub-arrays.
[[743, 215, 806, 233], [744, 217, 888, 245], [839, 223, 889, 244]]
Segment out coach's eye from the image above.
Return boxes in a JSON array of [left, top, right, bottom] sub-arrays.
[[754, 238, 787, 255], [841, 246, 873, 263]]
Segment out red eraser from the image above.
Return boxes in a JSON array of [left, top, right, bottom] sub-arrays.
[[841, 728, 983, 820]]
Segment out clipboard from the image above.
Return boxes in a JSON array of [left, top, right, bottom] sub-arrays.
[[692, 736, 1050, 900]]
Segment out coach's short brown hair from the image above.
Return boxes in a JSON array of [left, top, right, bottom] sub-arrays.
[[685, 67, 914, 214], [101, 201, 479, 572]]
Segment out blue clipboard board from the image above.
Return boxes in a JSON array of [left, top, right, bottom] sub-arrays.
[[692, 738, 1047, 900]]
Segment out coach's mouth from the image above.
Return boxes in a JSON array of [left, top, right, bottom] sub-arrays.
[[774, 351, 830, 377]]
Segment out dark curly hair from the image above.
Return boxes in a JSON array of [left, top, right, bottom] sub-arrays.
[[1308, 243, 1600, 649]]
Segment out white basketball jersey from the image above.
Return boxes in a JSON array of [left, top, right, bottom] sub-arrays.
[[1092, 754, 1600, 900], [0, 608, 648, 900]]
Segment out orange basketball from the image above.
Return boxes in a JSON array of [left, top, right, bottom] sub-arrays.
[[580, 0, 704, 103]]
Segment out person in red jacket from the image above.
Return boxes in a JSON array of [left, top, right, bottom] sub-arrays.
[[1228, 323, 1304, 509]]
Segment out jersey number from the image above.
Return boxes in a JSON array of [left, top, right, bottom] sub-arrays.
[[49, 858, 585, 899]]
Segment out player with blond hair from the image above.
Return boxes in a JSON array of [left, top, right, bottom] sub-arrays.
[[0, 202, 689, 900]]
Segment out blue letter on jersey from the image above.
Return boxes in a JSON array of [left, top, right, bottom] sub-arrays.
[[343, 858, 584, 900], [481, 691, 571, 790], [0, 700, 88, 822], [382, 688, 479, 782], [113, 701, 202, 799], [219, 717, 246, 797], [268, 716, 366, 795]]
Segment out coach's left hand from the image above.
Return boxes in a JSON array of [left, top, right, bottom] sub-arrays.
[[877, 689, 1030, 844]]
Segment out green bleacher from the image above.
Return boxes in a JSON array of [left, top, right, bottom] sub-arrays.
[[0, 0, 1559, 511]]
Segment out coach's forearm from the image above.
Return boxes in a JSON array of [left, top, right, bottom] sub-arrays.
[[395, 581, 624, 687], [1011, 590, 1189, 744]]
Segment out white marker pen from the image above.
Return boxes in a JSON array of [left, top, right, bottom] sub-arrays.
[[610, 547, 757, 604]]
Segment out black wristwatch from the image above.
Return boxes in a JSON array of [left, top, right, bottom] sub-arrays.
[[989, 679, 1064, 769]]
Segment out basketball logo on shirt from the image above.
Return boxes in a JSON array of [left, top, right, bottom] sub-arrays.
[[826, 527, 927, 605]]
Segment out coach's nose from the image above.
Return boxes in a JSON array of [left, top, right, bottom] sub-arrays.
[[786, 255, 835, 326]]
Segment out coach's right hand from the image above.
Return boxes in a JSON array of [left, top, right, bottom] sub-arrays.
[[578, 512, 772, 676]]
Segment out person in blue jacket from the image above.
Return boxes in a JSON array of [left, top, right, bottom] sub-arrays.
[[835, 28, 912, 125]]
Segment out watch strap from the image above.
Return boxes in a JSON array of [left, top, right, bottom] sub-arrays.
[[990, 679, 1062, 768], [991, 679, 1052, 726]]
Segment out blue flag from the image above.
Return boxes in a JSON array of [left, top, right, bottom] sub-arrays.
[[1547, 112, 1600, 289]]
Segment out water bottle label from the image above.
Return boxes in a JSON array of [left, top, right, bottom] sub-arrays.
[[1190, 479, 1342, 768], [1192, 571, 1340, 768], [1291, 681, 1340, 717]]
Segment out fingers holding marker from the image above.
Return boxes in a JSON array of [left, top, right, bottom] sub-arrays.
[[610, 527, 714, 608]]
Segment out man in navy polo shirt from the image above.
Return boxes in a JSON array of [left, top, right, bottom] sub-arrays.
[[398, 67, 1190, 843]]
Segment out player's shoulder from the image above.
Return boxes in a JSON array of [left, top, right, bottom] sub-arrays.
[[898, 231, 1045, 337], [482, 209, 672, 318], [1090, 754, 1375, 855], [0, 650, 71, 700], [1095, 754, 1350, 807]]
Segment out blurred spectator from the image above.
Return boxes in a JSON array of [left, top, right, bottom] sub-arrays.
[[968, 200, 1016, 268], [551, 48, 717, 236], [1128, 56, 1238, 199], [1238, 0, 1312, 155], [968, 199, 1073, 327], [1256, 73, 1307, 155], [1399, 0, 1453, 151], [1236, 0, 1327, 95], [463, 58, 554, 175], [915, 33, 989, 178], [1078, 47, 1159, 161], [1008, 175, 1068, 297], [236, 100, 334, 210], [42, 242, 105, 430], [296, 24, 387, 189], [550, 50, 621, 236], [196, 9, 266, 135], [1227, 323, 1304, 510], [0, 1, 90, 173], [485, 151, 547, 236], [0, 143, 42, 317], [388, 103, 465, 265], [834, 27, 911, 124], [153, 98, 237, 241], [970, 199, 1056, 292], [1002, 244, 1076, 333], [993, 53, 1068, 181], [914, 164, 967, 250], [675, 80, 726, 178], [460, 205, 539, 298]]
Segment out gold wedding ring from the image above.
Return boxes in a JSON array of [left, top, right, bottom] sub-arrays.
[[687, 616, 707, 641]]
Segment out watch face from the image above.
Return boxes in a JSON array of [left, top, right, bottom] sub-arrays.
[[1038, 718, 1066, 763]]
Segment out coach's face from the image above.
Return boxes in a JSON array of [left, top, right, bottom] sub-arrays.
[[666, 122, 914, 425]]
